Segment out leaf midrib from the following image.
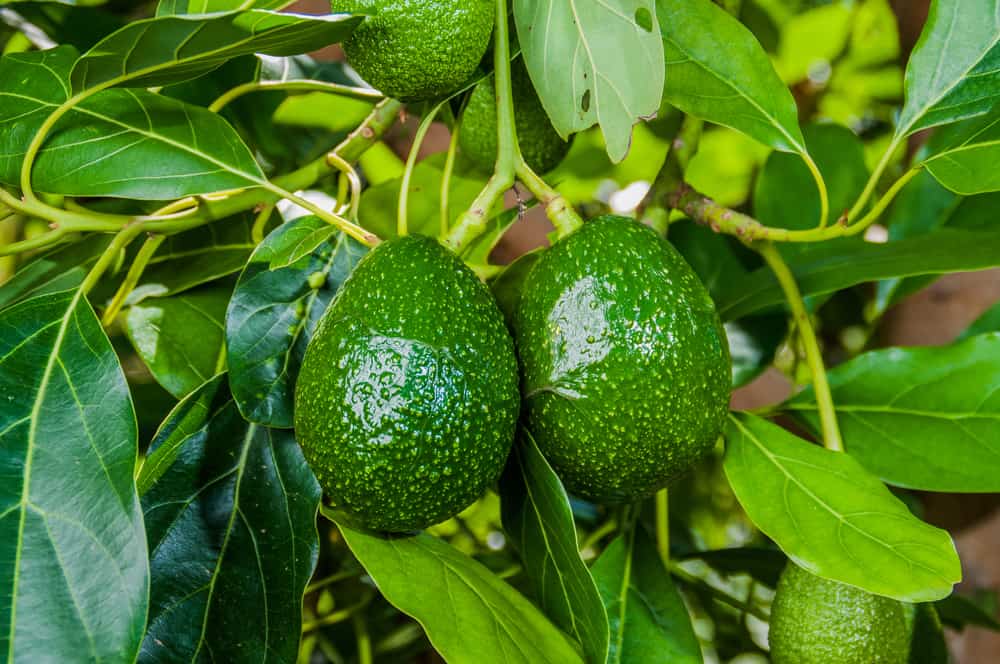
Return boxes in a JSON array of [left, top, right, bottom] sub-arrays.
[[785, 403, 1000, 420]]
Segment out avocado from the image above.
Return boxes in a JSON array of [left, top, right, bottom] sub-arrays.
[[770, 564, 909, 664], [334, 0, 494, 102], [294, 235, 519, 532], [460, 58, 572, 174], [513, 215, 730, 502]]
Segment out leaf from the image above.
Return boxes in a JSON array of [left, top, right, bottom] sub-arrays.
[[922, 110, 1000, 195], [499, 430, 609, 664], [680, 548, 786, 588], [715, 230, 1000, 321], [785, 333, 1000, 492], [513, 0, 664, 161], [591, 529, 702, 664], [0, 48, 267, 199], [5, 2, 125, 51], [936, 593, 1000, 632], [658, 0, 805, 153], [71, 9, 364, 91], [125, 286, 230, 399], [226, 216, 367, 428], [0, 289, 148, 661], [336, 522, 584, 664], [157, 0, 292, 15], [0, 234, 111, 310], [132, 213, 258, 301], [961, 301, 1000, 339], [895, 0, 1000, 138], [906, 603, 948, 664], [723, 413, 960, 602], [490, 250, 542, 322], [138, 375, 321, 664]]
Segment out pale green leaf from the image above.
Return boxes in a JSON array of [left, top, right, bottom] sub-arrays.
[[923, 111, 1000, 194]]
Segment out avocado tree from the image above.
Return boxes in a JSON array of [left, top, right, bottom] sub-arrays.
[[2, 0, 1000, 662]]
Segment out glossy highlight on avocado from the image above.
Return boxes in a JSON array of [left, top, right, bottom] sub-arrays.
[[513, 215, 730, 502], [294, 235, 519, 532], [460, 58, 572, 175], [769, 564, 909, 664], [334, 0, 494, 102]]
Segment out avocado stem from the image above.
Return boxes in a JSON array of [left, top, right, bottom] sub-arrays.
[[399, 100, 445, 237]]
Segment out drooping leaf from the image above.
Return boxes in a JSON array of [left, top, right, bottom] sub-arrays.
[[138, 375, 321, 664], [0, 48, 267, 199], [895, 0, 1000, 138], [0, 289, 148, 661], [658, 0, 805, 154], [513, 0, 664, 161], [4, 1, 125, 50], [499, 430, 609, 664], [0, 234, 111, 310], [922, 110, 1000, 195], [591, 529, 702, 664], [336, 522, 584, 664], [156, 0, 292, 15], [716, 230, 1000, 320], [936, 593, 1000, 632], [723, 413, 960, 602], [226, 216, 367, 428], [71, 9, 364, 91], [961, 301, 1000, 339], [905, 603, 949, 664], [679, 548, 786, 588], [786, 333, 1000, 492], [125, 286, 230, 399]]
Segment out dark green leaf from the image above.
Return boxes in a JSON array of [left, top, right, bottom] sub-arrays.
[[680, 548, 786, 588], [138, 375, 320, 663], [591, 529, 702, 664], [4, 2, 125, 50], [157, 0, 292, 15], [0, 234, 110, 310], [923, 111, 1000, 195], [0, 289, 148, 661], [786, 333, 1000, 492], [336, 522, 584, 664], [658, 0, 805, 153], [716, 230, 1000, 320], [936, 593, 1000, 632], [906, 603, 948, 664], [226, 216, 367, 427], [961, 301, 1000, 339], [490, 250, 542, 323], [125, 286, 229, 399], [724, 413, 960, 602], [895, 0, 1000, 137], [499, 430, 609, 664], [513, 0, 664, 161], [71, 9, 364, 91]]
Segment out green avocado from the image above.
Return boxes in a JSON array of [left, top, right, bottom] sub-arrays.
[[294, 234, 519, 532], [769, 564, 909, 664], [513, 215, 730, 502], [460, 58, 571, 175], [334, 0, 494, 102]]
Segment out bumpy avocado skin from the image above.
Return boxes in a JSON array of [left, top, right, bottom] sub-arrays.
[[335, 0, 494, 102], [770, 565, 909, 664], [513, 215, 730, 502], [460, 59, 571, 174], [294, 235, 519, 532]]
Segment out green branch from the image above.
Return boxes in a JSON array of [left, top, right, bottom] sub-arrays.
[[208, 80, 383, 114], [398, 100, 445, 237]]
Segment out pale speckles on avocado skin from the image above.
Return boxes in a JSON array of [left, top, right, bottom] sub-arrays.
[[514, 215, 731, 503], [294, 235, 519, 532], [770, 565, 909, 664]]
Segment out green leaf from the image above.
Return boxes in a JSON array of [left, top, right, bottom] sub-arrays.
[[71, 9, 364, 91], [131, 214, 257, 301], [679, 548, 786, 587], [936, 593, 1000, 632], [723, 413, 960, 602], [157, 0, 292, 15], [591, 529, 701, 664], [138, 375, 320, 664], [961, 301, 1000, 339], [336, 522, 584, 664], [490, 250, 542, 322], [226, 216, 367, 428], [658, 0, 805, 154], [0, 234, 111, 310], [906, 603, 948, 664], [499, 430, 609, 664], [895, 0, 1000, 138], [125, 286, 229, 399], [513, 0, 664, 162], [0, 289, 148, 661], [922, 111, 1000, 195], [716, 230, 1000, 321], [786, 333, 1000, 492], [5, 2, 125, 51]]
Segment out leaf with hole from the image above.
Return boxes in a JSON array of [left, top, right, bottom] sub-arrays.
[[226, 215, 367, 428], [786, 334, 1000, 492], [0, 289, 148, 662], [724, 413, 960, 601], [513, 0, 664, 162], [499, 429, 609, 664], [138, 375, 321, 664]]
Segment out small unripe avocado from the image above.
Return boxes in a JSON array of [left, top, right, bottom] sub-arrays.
[[770, 564, 909, 664], [513, 215, 730, 502], [294, 235, 519, 532], [334, 0, 494, 102], [460, 59, 571, 174]]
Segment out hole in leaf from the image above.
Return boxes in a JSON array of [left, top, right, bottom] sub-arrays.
[[634, 7, 653, 32], [581, 89, 591, 113]]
